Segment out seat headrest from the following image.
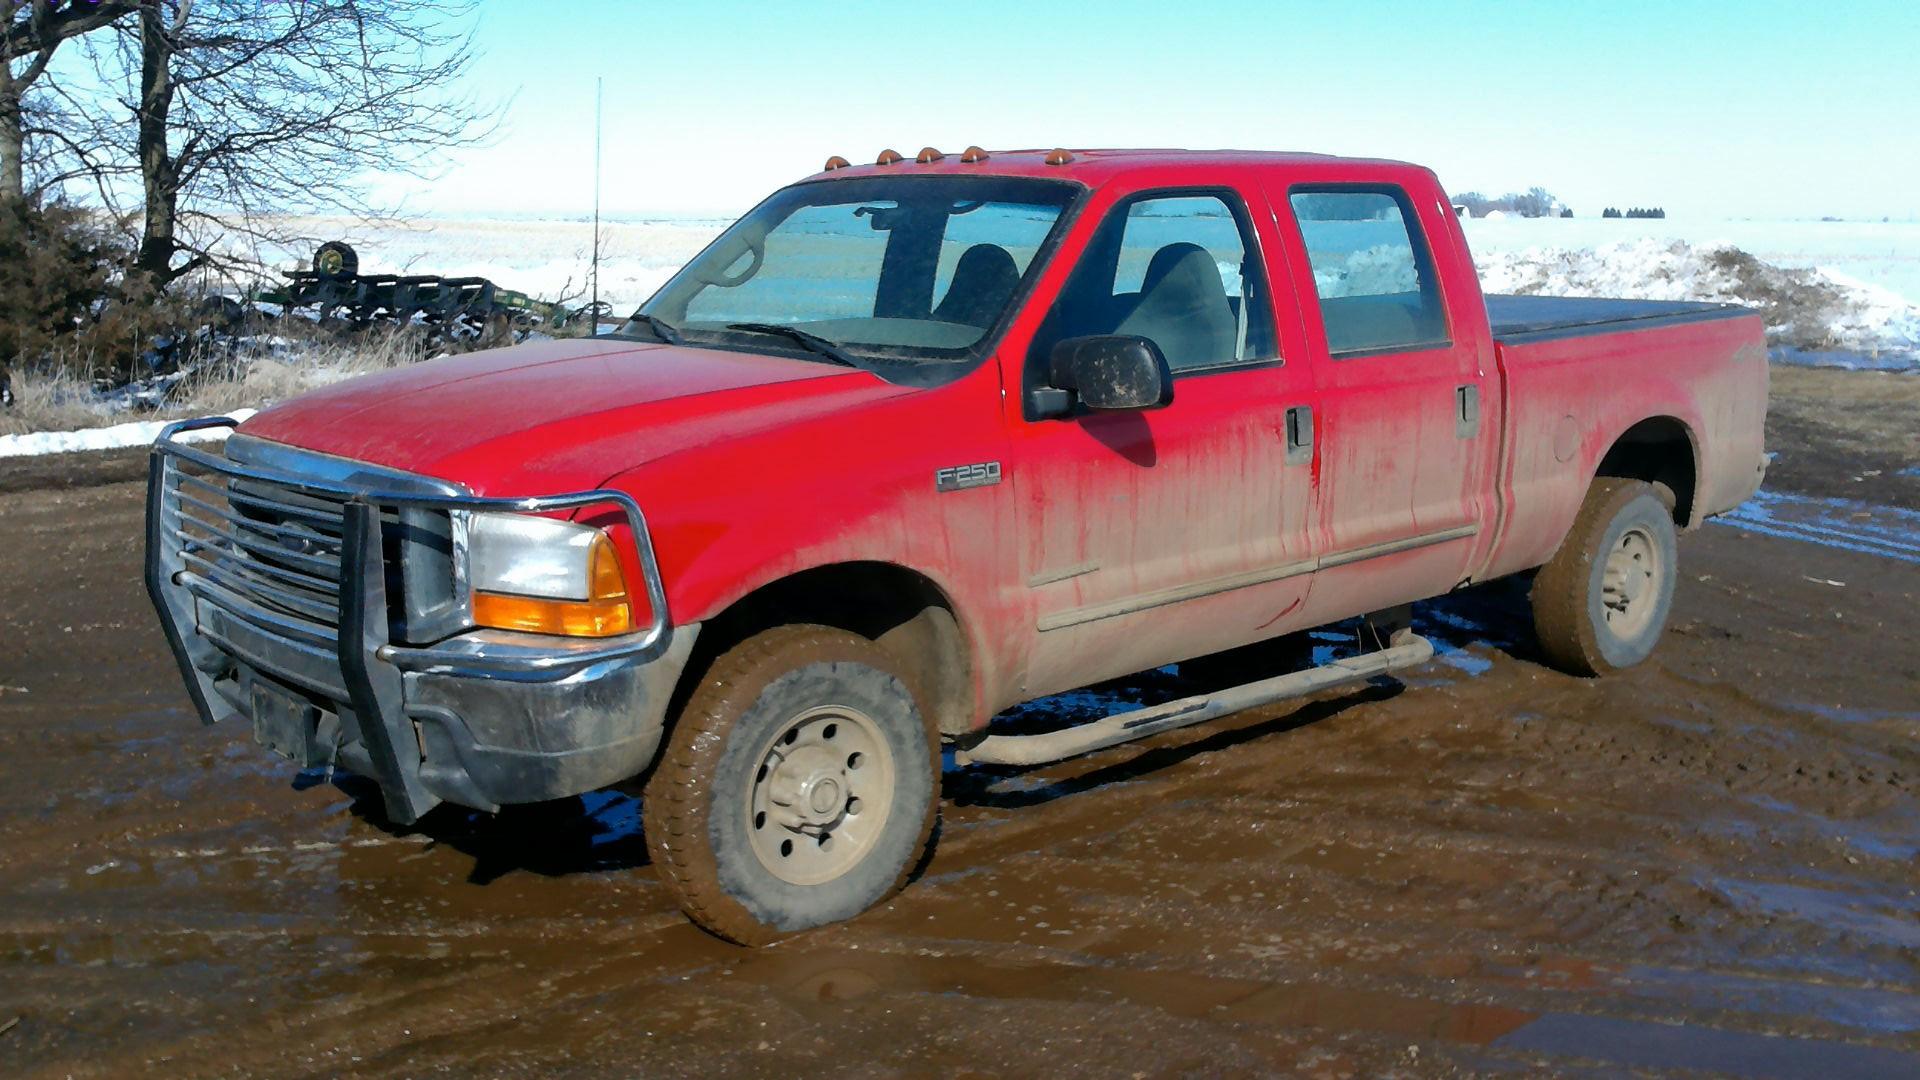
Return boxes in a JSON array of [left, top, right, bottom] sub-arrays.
[[1141, 242, 1218, 295], [935, 244, 1020, 327], [954, 243, 1017, 280]]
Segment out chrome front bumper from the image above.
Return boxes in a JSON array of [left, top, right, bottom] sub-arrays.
[[145, 417, 691, 822]]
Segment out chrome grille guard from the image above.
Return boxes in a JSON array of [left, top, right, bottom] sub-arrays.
[[146, 415, 676, 822]]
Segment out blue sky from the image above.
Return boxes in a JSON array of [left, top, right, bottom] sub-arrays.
[[389, 0, 1918, 221]]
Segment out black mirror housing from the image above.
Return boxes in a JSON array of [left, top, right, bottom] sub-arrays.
[[1046, 335, 1174, 413]]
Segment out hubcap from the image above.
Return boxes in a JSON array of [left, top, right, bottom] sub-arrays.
[[1600, 526, 1661, 638], [747, 705, 895, 886]]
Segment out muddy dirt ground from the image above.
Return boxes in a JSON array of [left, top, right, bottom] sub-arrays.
[[2, 365, 1916, 1078]]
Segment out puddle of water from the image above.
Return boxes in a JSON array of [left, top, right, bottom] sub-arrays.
[[1614, 964, 1920, 1036], [1711, 489, 1920, 564], [1437, 650, 1495, 676], [1494, 1009, 1920, 1078], [1742, 794, 1920, 861], [1792, 701, 1920, 727], [1712, 876, 1920, 949]]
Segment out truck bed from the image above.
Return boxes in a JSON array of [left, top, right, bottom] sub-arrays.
[[1486, 294, 1752, 344]]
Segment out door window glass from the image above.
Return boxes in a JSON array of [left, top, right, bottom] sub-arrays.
[[1030, 192, 1277, 376], [1289, 188, 1450, 356]]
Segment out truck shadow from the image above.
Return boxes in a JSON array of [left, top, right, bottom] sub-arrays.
[[330, 774, 652, 884], [1410, 575, 1541, 670], [325, 579, 1543, 884]]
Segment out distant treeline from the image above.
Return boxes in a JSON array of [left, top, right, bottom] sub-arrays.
[[1452, 188, 1566, 218], [1452, 189, 1674, 221]]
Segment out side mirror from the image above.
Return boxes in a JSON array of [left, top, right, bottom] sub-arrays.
[[1036, 335, 1174, 416]]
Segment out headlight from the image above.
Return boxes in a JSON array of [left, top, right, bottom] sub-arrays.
[[466, 512, 632, 637]]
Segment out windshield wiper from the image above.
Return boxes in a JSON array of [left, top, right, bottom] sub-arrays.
[[725, 322, 858, 368], [623, 312, 685, 345]]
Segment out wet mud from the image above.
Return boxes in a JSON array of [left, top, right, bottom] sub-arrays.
[[3, 433, 1917, 1077]]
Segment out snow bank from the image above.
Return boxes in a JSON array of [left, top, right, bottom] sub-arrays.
[[1474, 238, 1920, 362], [0, 408, 256, 459]]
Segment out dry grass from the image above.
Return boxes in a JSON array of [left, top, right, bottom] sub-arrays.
[[0, 329, 420, 438], [1764, 363, 1920, 510], [1769, 364, 1920, 459]]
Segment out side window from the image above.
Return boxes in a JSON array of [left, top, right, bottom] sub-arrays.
[[1289, 188, 1450, 357], [1030, 192, 1277, 377]]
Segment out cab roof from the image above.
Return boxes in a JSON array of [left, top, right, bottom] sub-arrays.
[[805, 147, 1424, 186]]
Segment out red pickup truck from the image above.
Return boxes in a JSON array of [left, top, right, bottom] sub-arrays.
[[147, 148, 1768, 943]]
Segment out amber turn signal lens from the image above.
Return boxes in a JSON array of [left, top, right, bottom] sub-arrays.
[[472, 533, 632, 638], [471, 593, 632, 637]]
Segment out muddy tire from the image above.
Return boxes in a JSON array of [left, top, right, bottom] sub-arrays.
[[643, 625, 939, 945], [1531, 478, 1678, 676]]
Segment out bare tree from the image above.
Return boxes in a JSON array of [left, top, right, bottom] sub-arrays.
[[75, 0, 494, 285], [0, 2, 140, 204]]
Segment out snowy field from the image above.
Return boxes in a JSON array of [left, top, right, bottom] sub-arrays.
[[1463, 217, 1920, 303], [4, 211, 1917, 458], [255, 212, 1920, 325], [241, 211, 1920, 364]]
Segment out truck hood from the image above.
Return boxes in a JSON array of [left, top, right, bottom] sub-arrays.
[[238, 337, 909, 495]]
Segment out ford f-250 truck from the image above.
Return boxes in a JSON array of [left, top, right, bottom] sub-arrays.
[[147, 148, 1768, 944]]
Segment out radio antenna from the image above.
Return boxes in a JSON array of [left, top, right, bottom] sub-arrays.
[[590, 76, 603, 334]]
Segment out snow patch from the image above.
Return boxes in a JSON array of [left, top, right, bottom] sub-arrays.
[[0, 409, 255, 459], [1475, 238, 1920, 362]]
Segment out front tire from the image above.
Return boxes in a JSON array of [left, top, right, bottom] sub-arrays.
[[1531, 478, 1679, 675], [643, 625, 939, 945]]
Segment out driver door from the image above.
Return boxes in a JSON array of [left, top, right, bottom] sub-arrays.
[[1005, 185, 1320, 699]]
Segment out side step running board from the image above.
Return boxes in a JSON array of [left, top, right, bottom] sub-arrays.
[[958, 632, 1435, 768]]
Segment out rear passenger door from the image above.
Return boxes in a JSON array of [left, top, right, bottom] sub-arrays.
[[1273, 184, 1494, 624]]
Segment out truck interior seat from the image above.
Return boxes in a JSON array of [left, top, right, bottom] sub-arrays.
[[934, 244, 1020, 327], [1114, 242, 1237, 370], [1318, 293, 1446, 355]]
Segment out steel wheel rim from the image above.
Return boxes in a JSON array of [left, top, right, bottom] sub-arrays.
[[1600, 525, 1661, 638], [746, 704, 895, 886]]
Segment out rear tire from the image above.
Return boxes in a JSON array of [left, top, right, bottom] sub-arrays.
[[643, 625, 939, 945], [1531, 478, 1678, 676]]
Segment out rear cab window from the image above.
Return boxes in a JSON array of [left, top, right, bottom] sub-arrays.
[[1288, 187, 1450, 357]]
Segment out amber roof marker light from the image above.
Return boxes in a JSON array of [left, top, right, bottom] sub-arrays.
[[915, 146, 944, 164], [875, 148, 904, 165], [960, 146, 989, 163], [823, 155, 850, 171], [1044, 148, 1074, 166]]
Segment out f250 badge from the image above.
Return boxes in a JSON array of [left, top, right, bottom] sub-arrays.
[[935, 461, 1002, 492]]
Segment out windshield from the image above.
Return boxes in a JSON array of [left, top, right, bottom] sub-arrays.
[[630, 176, 1079, 376]]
